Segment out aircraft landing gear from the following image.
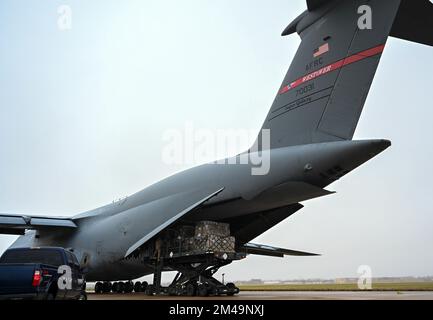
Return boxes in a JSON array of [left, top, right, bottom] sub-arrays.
[[144, 254, 240, 297], [93, 277, 239, 297], [93, 253, 241, 297]]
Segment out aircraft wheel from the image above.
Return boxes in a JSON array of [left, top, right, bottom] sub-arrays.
[[112, 282, 119, 293], [141, 281, 148, 292], [103, 281, 112, 293], [167, 286, 177, 296], [145, 284, 154, 296], [185, 283, 196, 296], [207, 285, 218, 296], [117, 282, 125, 293], [226, 282, 235, 289], [226, 282, 237, 296], [177, 286, 185, 296], [134, 281, 142, 292], [197, 284, 208, 297], [125, 281, 133, 293], [95, 282, 103, 294]]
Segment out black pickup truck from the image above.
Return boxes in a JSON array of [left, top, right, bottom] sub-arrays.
[[0, 247, 87, 300]]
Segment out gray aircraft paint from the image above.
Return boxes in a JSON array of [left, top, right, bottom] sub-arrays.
[[1, 0, 432, 281], [4, 139, 390, 280]]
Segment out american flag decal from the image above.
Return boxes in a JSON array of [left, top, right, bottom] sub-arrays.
[[313, 43, 329, 58], [279, 44, 385, 95]]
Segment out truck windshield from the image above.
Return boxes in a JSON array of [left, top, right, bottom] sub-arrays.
[[0, 249, 63, 267]]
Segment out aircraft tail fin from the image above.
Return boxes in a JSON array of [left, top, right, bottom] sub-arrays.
[[256, 0, 406, 150]]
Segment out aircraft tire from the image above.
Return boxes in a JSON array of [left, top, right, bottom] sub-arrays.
[[207, 285, 218, 296], [197, 284, 208, 297], [167, 286, 177, 296], [185, 283, 196, 296], [134, 281, 142, 292], [140, 281, 148, 292], [95, 282, 103, 294], [118, 282, 125, 293], [145, 284, 154, 296], [226, 282, 236, 296], [103, 281, 112, 293], [125, 281, 133, 293]]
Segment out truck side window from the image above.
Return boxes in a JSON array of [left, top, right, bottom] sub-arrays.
[[72, 253, 80, 267], [66, 251, 79, 269]]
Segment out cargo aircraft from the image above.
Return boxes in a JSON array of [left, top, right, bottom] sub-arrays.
[[1, 0, 432, 296]]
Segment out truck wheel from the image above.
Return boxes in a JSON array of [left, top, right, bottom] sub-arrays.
[[45, 284, 58, 300], [46, 293, 56, 300], [112, 282, 119, 293], [95, 282, 103, 294], [78, 292, 87, 300]]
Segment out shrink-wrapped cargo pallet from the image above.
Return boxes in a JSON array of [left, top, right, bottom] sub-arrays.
[[170, 221, 235, 255], [193, 235, 236, 253], [194, 221, 230, 237]]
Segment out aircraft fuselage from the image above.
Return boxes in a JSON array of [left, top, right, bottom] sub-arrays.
[[10, 139, 390, 281]]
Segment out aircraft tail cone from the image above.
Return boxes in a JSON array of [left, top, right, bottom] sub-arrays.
[[339, 139, 391, 167], [297, 139, 392, 186]]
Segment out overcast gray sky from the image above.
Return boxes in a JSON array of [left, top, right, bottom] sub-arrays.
[[1, 0, 433, 282]]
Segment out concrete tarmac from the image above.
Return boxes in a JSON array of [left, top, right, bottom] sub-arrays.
[[88, 291, 433, 300]]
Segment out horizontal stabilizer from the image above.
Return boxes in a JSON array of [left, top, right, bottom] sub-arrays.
[[390, 0, 433, 47], [249, 181, 335, 204], [240, 243, 320, 258], [302, 0, 433, 46], [0, 214, 77, 235], [306, 0, 331, 11]]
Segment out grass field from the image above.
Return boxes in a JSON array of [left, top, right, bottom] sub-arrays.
[[237, 282, 433, 291]]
